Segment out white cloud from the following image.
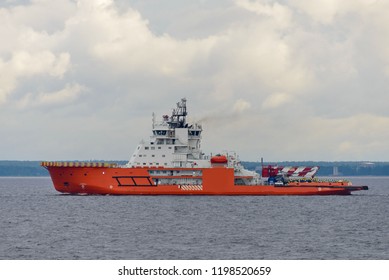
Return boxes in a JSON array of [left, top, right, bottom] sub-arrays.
[[17, 83, 86, 108], [233, 99, 251, 113], [308, 114, 389, 160], [290, 0, 340, 24], [0, 0, 75, 105], [262, 92, 292, 109], [0, 51, 71, 104], [1, 0, 389, 161], [235, 0, 293, 28], [10, 0, 75, 29], [88, 5, 218, 78], [10, 51, 70, 78]]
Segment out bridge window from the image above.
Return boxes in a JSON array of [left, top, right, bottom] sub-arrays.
[[154, 130, 167, 135], [189, 131, 201, 136]]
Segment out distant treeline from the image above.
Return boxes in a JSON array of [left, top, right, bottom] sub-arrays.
[[0, 161, 126, 177], [0, 161, 49, 176], [1, 160, 389, 176]]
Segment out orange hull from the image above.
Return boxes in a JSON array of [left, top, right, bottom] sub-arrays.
[[43, 164, 368, 196]]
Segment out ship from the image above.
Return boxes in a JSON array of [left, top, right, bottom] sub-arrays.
[[42, 98, 368, 195]]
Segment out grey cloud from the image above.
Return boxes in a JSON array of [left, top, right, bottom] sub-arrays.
[[1, 0, 389, 161]]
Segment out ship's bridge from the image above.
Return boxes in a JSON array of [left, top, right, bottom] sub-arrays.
[[127, 98, 207, 168]]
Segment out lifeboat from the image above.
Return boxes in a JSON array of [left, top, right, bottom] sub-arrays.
[[211, 155, 228, 164]]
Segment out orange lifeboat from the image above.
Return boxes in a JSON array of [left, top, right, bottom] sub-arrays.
[[211, 155, 228, 164]]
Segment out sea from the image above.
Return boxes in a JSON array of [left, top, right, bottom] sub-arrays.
[[0, 177, 387, 260]]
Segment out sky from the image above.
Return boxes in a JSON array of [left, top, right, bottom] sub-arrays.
[[1, 0, 389, 162]]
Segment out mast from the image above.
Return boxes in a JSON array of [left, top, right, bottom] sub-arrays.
[[169, 98, 187, 128]]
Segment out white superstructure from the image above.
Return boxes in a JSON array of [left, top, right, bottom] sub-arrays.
[[126, 98, 260, 185], [127, 98, 210, 168]]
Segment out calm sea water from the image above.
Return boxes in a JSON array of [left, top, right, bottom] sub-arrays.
[[0, 177, 387, 260]]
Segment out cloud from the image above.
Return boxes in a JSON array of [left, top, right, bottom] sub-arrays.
[[233, 99, 251, 113], [290, 0, 340, 24], [0, 51, 71, 104], [1, 0, 389, 160], [1, 0, 313, 107], [307, 114, 389, 160], [86, 2, 219, 78], [235, 0, 293, 28], [0, 1, 75, 105], [262, 92, 292, 109], [9, 51, 70, 78], [17, 83, 86, 108], [290, 0, 380, 25]]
